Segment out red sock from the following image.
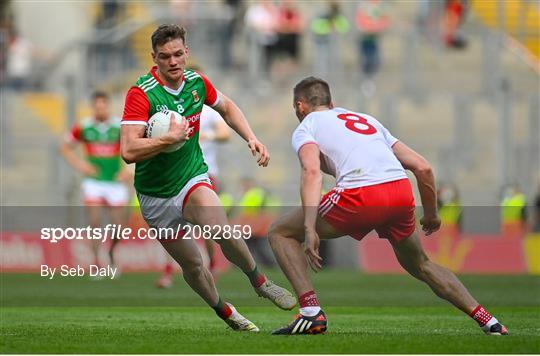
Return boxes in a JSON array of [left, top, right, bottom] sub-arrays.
[[164, 263, 173, 276], [212, 298, 233, 320], [299, 290, 320, 308], [245, 266, 266, 288], [469, 305, 494, 326]]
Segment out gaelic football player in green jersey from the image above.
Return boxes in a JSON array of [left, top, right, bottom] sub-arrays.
[[120, 24, 295, 331], [61, 91, 132, 276]]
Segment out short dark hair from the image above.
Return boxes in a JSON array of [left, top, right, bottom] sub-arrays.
[[293, 77, 332, 107], [91, 90, 109, 102], [151, 24, 187, 51]]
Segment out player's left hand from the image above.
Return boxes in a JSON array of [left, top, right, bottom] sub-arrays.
[[248, 138, 270, 167], [420, 215, 441, 236], [304, 229, 323, 272]]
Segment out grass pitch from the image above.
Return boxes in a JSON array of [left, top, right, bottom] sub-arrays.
[[1, 271, 539, 353]]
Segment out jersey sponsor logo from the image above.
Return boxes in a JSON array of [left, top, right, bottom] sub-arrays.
[[185, 112, 201, 124], [84, 142, 121, 157]]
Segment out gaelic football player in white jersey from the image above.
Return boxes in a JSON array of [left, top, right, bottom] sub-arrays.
[[269, 77, 507, 336]]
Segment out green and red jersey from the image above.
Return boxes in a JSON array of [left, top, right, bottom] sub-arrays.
[[69, 118, 122, 181], [122, 67, 220, 198]]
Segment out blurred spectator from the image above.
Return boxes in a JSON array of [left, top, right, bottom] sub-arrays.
[[218, 0, 244, 70], [274, 0, 304, 65], [534, 183, 540, 233], [437, 182, 462, 233], [60, 91, 132, 275], [169, 0, 194, 29], [310, 0, 350, 78], [0, 27, 8, 88], [443, 0, 468, 49], [234, 177, 278, 267], [95, 0, 125, 29], [245, 0, 279, 77], [500, 184, 528, 238], [5, 25, 34, 91], [355, 0, 390, 96], [416, 0, 445, 43]]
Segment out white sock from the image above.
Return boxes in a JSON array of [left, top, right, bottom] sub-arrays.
[[299, 306, 321, 317], [481, 317, 498, 331]]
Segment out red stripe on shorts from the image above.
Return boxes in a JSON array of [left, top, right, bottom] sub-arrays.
[[182, 182, 214, 209]]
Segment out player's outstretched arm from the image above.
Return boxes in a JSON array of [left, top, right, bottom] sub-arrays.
[[120, 115, 189, 163], [392, 141, 441, 235], [298, 143, 323, 271], [213, 93, 269, 167]]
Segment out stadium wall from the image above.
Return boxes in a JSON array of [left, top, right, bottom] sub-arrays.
[[2, 231, 539, 275]]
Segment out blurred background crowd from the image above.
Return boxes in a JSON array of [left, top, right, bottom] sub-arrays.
[[1, 0, 539, 270]]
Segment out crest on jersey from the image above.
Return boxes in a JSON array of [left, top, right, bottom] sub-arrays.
[[191, 90, 200, 102]]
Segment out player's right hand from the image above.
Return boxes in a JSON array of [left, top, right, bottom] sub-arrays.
[[166, 113, 190, 144], [248, 138, 270, 167], [420, 215, 441, 236], [304, 229, 323, 272], [80, 162, 98, 177]]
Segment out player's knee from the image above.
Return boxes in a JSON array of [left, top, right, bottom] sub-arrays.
[[267, 222, 279, 237], [182, 260, 204, 277], [267, 222, 284, 245], [416, 257, 435, 280], [402, 253, 431, 280]]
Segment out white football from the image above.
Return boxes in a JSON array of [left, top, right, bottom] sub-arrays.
[[146, 110, 187, 153]]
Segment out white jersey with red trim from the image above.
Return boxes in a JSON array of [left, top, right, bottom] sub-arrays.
[[199, 105, 224, 177], [291, 107, 407, 189]]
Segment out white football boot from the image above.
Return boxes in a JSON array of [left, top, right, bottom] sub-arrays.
[[224, 303, 260, 332], [255, 280, 297, 310]]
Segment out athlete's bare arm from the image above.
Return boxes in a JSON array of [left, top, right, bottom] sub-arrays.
[[120, 115, 189, 163], [392, 141, 441, 235], [59, 138, 97, 176], [298, 143, 323, 271], [213, 93, 269, 167]]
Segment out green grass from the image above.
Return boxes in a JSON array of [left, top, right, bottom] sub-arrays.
[[1, 271, 539, 354]]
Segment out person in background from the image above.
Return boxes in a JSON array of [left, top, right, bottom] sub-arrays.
[[234, 177, 278, 267], [443, 0, 468, 49], [355, 0, 390, 97], [500, 184, 528, 238], [245, 0, 279, 77], [310, 1, 350, 78], [437, 182, 462, 234], [5, 25, 34, 91], [60, 91, 132, 277], [219, 0, 244, 71], [533, 185, 540, 233], [273, 0, 304, 76]]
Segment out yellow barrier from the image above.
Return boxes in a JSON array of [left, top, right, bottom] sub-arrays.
[[524, 233, 540, 275]]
